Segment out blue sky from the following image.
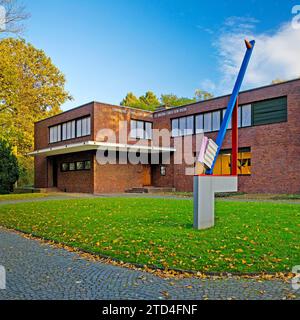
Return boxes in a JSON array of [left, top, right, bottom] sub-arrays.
[[21, 0, 300, 111]]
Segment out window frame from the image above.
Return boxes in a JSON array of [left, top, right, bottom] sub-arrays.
[[130, 119, 153, 140], [60, 160, 92, 172], [49, 115, 91, 144]]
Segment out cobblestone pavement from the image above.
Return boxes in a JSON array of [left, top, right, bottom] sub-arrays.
[[0, 229, 299, 300]]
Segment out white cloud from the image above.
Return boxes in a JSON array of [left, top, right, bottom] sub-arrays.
[[204, 17, 300, 95]]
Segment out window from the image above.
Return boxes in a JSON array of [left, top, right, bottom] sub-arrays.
[[170, 104, 254, 139], [130, 120, 137, 138], [222, 109, 232, 130], [204, 113, 212, 133], [213, 148, 252, 176], [195, 114, 204, 134], [84, 160, 91, 170], [130, 120, 152, 140], [76, 161, 84, 170], [62, 123, 67, 141], [160, 166, 166, 176], [242, 104, 252, 127], [50, 116, 91, 144], [61, 160, 91, 172], [136, 121, 144, 139], [76, 117, 91, 138], [71, 120, 76, 138], [49, 125, 62, 143], [61, 163, 69, 172], [179, 117, 186, 136], [186, 116, 194, 135], [212, 111, 221, 131], [77, 119, 82, 137], [82, 118, 87, 136], [145, 122, 152, 140], [172, 119, 179, 137]]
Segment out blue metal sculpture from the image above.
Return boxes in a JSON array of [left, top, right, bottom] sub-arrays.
[[206, 40, 255, 175]]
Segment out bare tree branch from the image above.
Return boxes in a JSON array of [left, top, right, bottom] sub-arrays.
[[0, 0, 30, 36]]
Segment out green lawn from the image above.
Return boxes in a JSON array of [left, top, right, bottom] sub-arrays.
[[0, 193, 50, 202], [0, 198, 299, 273]]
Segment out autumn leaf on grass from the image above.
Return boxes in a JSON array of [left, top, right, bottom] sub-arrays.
[[235, 249, 244, 253]]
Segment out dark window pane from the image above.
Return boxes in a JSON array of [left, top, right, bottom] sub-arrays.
[[61, 163, 69, 172], [84, 161, 91, 170], [76, 161, 84, 170]]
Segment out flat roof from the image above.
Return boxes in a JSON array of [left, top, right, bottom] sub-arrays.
[[35, 78, 300, 124], [154, 78, 300, 114]]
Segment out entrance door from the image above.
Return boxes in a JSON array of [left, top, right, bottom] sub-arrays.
[[143, 166, 152, 186]]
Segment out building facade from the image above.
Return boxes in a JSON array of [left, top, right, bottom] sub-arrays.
[[31, 79, 300, 194]]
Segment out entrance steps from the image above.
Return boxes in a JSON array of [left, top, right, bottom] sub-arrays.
[[125, 187, 176, 194]]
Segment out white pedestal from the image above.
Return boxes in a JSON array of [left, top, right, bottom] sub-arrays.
[[193, 175, 238, 230]]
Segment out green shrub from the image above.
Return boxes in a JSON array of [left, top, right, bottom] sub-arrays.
[[0, 140, 20, 194]]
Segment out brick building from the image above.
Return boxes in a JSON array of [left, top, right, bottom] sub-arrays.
[[30, 79, 300, 194]]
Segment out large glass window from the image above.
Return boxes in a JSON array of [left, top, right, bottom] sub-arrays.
[[82, 118, 87, 136], [136, 121, 144, 139], [130, 120, 152, 140], [50, 116, 91, 144], [204, 113, 212, 133], [179, 117, 186, 136], [195, 114, 204, 134], [130, 120, 137, 139], [242, 104, 252, 127], [49, 125, 61, 143], [76, 116, 91, 138], [171, 119, 179, 137], [222, 109, 232, 129], [186, 116, 194, 135], [62, 123, 67, 141], [212, 111, 221, 131], [76, 119, 82, 137], [145, 122, 152, 140]]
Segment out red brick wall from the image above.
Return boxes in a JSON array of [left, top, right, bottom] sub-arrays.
[[153, 80, 300, 194], [55, 152, 94, 193], [93, 161, 145, 194], [93, 102, 153, 146]]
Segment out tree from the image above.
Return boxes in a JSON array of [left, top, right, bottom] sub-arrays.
[[139, 91, 160, 111], [121, 91, 160, 111], [0, 38, 71, 185], [121, 89, 214, 111], [0, 139, 19, 194], [161, 94, 196, 108], [121, 92, 139, 108], [0, 0, 30, 36], [194, 89, 214, 101]]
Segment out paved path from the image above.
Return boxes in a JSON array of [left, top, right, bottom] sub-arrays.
[[0, 228, 298, 300]]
